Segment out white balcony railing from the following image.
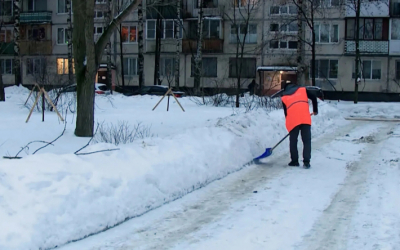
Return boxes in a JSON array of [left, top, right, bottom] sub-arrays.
[[345, 40, 388, 54]]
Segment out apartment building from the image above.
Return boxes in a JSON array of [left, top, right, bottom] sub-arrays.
[[1, 0, 400, 98]]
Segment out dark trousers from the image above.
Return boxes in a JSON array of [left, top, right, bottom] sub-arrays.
[[289, 124, 311, 163]]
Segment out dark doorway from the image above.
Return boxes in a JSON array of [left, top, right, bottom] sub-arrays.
[[281, 73, 297, 89], [97, 70, 108, 84]]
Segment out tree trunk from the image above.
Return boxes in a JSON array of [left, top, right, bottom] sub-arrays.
[[119, 23, 125, 87], [106, 0, 113, 94], [310, 4, 316, 87], [354, 0, 361, 104], [67, 0, 73, 85], [154, 8, 162, 85], [174, 0, 181, 89], [13, 0, 21, 86], [138, 1, 144, 89], [296, 0, 306, 86], [194, 0, 204, 95], [72, 0, 142, 136], [73, 0, 95, 137], [0, 71, 5, 101]]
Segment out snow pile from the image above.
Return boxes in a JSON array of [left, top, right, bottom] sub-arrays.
[[0, 90, 345, 250]]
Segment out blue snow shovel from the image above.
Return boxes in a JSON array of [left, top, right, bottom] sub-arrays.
[[253, 113, 314, 163], [253, 133, 290, 162]]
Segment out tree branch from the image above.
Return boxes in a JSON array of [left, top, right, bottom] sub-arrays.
[[95, 0, 143, 62]]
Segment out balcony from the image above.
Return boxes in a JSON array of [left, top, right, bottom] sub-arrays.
[[344, 40, 388, 55], [20, 40, 52, 55], [182, 39, 223, 53], [345, 0, 389, 17], [20, 11, 52, 23]]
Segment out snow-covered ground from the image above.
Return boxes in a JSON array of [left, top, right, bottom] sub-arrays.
[[0, 86, 399, 250]]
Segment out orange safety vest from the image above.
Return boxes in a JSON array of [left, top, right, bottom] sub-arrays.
[[281, 87, 311, 132]]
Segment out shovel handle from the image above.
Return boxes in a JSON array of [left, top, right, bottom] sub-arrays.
[[271, 113, 314, 152]]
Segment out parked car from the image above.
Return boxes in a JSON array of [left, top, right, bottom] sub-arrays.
[[59, 83, 111, 95], [124, 85, 186, 98]]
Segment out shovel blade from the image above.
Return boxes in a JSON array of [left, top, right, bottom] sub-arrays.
[[253, 148, 273, 161]]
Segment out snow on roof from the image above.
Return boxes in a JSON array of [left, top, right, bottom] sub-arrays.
[[257, 66, 297, 72]]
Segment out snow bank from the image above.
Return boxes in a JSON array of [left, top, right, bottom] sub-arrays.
[[0, 98, 345, 250]]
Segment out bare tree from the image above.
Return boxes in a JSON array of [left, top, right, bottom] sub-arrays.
[[71, 0, 142, 137], [193, 0, 204, 95], [225, 0, 260, 108]]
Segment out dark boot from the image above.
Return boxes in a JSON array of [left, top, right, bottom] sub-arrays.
[[303, 162, 311, 169], [288, 160, 300, 166]]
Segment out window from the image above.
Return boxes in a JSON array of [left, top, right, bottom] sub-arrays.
[[234, 0, 255, 8], [199, 0, 218, 8], [270, 22, 297, 32], [352, 60, 381, 80], [314, 23, 338, 43], [391, 19, 400, 40], [58, 0, 69, 14], [393, 2, 400, 16], [0, 59, 13, 75], [270, 40, 297, 49], [270, 5, 297, 15], [396, 61, 400, 80], [57, 58, 75, 75], [203, 19, 220, 38], [311, 59, 338, 79], [0, 0, 12, 15], [121, 25, 137, 42], [270, 23, 279, 32], [0, 29, 13, 43], [230, 24, 257, 44], [313, 0, 340, 7], [146, 20, 182, 39], [94, 11, 104, 19], [229, 58, 256, 78], [94, 26, 104, 41], [123, 58, 138, 76], [160, 58, 175, 76], [346, 18, 388, 40], [191, 57, 217, 77], [27, 58, 46, 75], [57, 28, 67, 44]]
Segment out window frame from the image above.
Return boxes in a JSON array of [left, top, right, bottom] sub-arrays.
[[352, 59, 382, 80], [229, 23, 257, 44], [146, 19, 183, 39], [0, 28, 13, 43], [0, 58, 14, 75], [56, 58, 75, 75], [269, 40, 298, 50], [123, 57, 138, 76], [314, 23, 339, 44], [0, 0, 13, 16], [396, 61, 400, 80], [228, 57, 256, 78], [345, 18, 388, 41], [121, 25, 138, 43], [311, 59, 339, 80], [270, 4, 297, 15], [191, 57, 218, 77], [57, 27, 67, 45], [26, 58, 46, 75], [57, 0, 71, 14], [160, 57, 175, 76]]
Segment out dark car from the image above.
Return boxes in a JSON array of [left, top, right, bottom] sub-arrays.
[[124, 86, 186, 98], [59, 83, 111, 95]]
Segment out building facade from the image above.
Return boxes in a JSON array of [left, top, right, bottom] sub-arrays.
[[1, 0, 400, 96]]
